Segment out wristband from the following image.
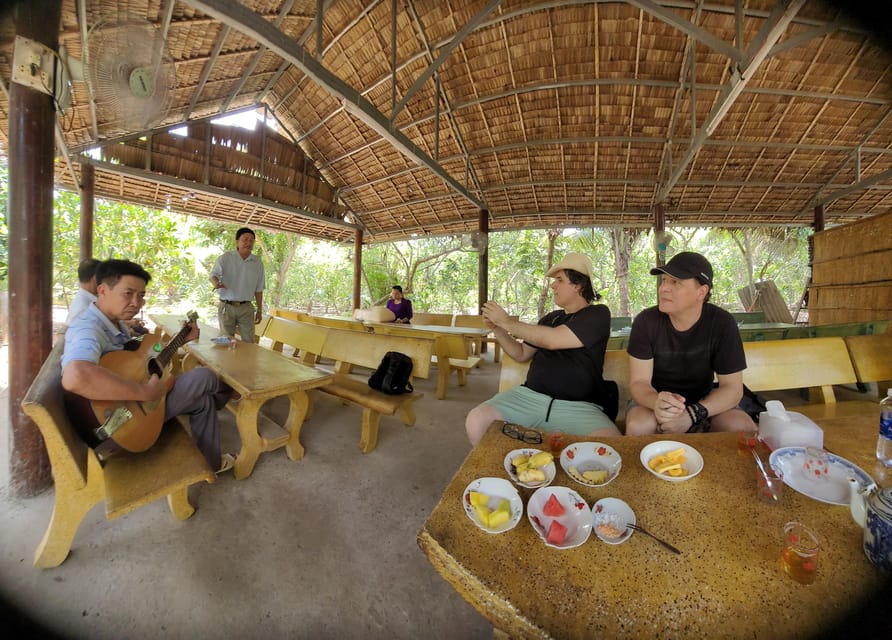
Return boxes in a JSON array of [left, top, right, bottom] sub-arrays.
[[685, 404, 697, 427], [687, 402, 708, 424]]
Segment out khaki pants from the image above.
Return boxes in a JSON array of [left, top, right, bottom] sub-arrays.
[[219, 301, 256, 342]]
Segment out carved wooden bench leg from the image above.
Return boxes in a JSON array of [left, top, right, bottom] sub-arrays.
[[34, 480, 103, 568], [166, 487, 196, 520], [359, 408, 382, 453], [398, 400, 418, 426]]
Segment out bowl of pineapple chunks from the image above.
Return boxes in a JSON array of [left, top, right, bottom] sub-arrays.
[[504, 448, 556, 488], [640, 441, 704, 482], [462, 477, 523, 534]]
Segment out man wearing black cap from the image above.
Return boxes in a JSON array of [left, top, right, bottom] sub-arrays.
[[465, 252, 621, 445], [626, 251, 756, 435]]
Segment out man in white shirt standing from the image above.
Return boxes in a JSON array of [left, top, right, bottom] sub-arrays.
[[65, 258, 101, 324], [210, 227, 265, 343]]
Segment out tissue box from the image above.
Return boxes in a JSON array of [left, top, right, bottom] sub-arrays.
[[758, 411, 824, 451]]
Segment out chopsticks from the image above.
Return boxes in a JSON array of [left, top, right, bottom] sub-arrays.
[[626, 523, 682, 555]]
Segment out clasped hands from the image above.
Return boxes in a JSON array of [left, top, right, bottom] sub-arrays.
[[653, 391, 691, 433]]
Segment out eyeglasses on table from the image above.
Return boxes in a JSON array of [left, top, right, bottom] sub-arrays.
[[501, 422, 543, 444]]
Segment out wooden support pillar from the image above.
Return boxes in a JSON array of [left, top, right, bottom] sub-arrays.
[[813, 203, 825, 232], [478, 209, 490, 350], [653, 202, 666, 299], [79, 162, 94, 261], [352, 228, 363, 310], [7, 0, 63, 497]]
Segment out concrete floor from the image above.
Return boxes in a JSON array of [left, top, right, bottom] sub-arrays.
[[3, 338, 891, 639], [0, 348, 498, 640]]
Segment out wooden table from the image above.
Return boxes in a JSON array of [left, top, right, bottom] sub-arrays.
[[170, 331, 332, 479], [418, 410, 891, 638]]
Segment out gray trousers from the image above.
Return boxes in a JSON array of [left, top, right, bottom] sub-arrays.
[[218, 301, 256, 343], [164, 367, 230, 470]]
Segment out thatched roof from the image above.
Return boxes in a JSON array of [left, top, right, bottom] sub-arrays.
[[1, 0, 890, 243]]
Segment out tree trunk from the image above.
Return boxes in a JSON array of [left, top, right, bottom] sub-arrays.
[[539, 232, 559, 317]]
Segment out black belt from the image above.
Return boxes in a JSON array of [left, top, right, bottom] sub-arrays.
[[224, 300, 252, 305]]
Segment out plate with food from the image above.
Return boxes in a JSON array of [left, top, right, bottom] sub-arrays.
[[559, 442, 622, 487], [462, 477, 523, 534], [526, 486, 592, 549], [639, 441, 703, 482], [503, 448, 556, 488], [593, 497, 636, 545]]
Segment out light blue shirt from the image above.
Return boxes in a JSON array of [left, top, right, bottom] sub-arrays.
[[210, 250, 265, 302], [65, 288, 97, 324], [61, 303, 132, 369]]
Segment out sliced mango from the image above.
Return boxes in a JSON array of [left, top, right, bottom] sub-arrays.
[[469, 491, 489, 507]]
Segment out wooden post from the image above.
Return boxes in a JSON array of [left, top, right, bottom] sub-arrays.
[[478, 209, 489, 350], [7, 0, 63, 497], [353, 228, 363, 310], [79, 162, 94, 261], [653, 202, 666, 299], [813, 203, 825, 232]]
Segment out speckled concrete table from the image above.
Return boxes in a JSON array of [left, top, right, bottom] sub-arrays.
[[418, 412, 890, 639]]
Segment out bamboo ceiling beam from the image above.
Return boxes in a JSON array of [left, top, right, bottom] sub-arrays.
[[656, 0, 807, 202], [186, 0, 484, 210]]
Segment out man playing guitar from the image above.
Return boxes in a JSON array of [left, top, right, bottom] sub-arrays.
[[61, 259, 236, 473]]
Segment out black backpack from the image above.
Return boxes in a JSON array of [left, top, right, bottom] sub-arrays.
[[368, 351, 414, 395]]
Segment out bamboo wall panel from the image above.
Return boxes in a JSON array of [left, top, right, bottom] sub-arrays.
[[809, 209, 892, 326]]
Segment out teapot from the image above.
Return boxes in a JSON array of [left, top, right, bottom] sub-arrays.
[[847, 477, 892, 570]]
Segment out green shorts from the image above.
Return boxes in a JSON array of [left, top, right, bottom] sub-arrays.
[[484, 385, 616, 435]]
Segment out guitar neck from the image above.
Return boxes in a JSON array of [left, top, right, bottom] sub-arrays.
[[156, 321, 195, 367]]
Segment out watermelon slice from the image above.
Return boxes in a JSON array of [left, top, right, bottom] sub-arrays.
[[547, 519, 568, 545], [543, 493, 565, 517]]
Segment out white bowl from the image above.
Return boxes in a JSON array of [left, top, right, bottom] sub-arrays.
[[593, 497, 636, 544], [559, 441, 622, 487], [503, 448, 556, 489], [526, 486, 592, 549], [462, 477, 523, 534], [639, 441, 704, 482]]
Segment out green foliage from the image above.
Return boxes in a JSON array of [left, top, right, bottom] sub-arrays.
[[0, 173, 812, 324]]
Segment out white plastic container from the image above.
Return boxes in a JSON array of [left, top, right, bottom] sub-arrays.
[[758, 400, 823, 451]]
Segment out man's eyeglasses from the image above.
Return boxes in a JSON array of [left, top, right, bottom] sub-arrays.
[[501, 422, 543, 444]]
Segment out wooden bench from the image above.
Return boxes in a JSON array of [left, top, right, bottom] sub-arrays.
[[412, 312, 454, 326], [315, 327, 436, 453], [844, 334, 892, 400], [742, 337, 857, 403], [262, 315, 329, 364], [20, 340, 215, 568], [498, 350, 631, 430]]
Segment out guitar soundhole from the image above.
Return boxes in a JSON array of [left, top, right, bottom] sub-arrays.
[[148, 358, 163, 378]]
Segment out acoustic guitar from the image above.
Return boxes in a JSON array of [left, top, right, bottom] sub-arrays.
[[75, 311, 199, 452]]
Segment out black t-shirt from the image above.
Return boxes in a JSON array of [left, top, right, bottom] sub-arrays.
[[524, 304, 611, 403], [627, 304, 746, 403]]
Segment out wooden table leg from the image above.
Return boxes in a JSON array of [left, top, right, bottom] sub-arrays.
[[284, 389, 312, 460], [232, 398, 263, 480]]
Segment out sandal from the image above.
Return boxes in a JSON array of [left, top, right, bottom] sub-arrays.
[[217, 453, 236, 474]]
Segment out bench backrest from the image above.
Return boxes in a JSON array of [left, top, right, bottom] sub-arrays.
[[498, 350, 630, 424], [21, 340, 91, 490], [412, 312, 454, 326], [742, 337, 857, 401], [844, 334, 892, 392], [302, 314, 366, 331], [262, 316, 329, 363], [320, 327, 435, 379], [271, 307, 304, 321], [452, 314, 484, 329]]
